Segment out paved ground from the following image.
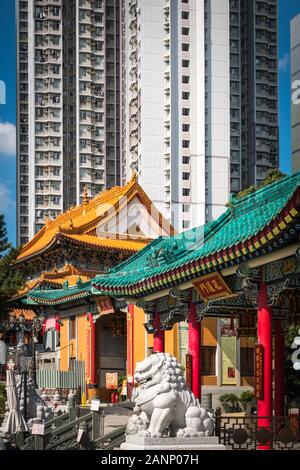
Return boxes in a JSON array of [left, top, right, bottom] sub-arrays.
[[102, 405, 134, 434]]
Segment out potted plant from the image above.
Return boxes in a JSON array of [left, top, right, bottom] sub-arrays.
[[239, 390, 255, 413], [219, 393, 240, 413]]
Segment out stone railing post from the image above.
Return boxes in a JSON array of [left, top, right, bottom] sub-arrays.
[[68, 390, 77, 423], [78, 421, 90, 450], [92, 408, 104, 441]]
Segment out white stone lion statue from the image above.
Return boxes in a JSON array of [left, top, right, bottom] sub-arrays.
[[126, 353, 214, 438]]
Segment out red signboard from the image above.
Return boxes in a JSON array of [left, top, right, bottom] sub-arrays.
[[193, 272, 232, 302], [255, 345, 264, 400], [96, 297, 115, 316], [186, 354, 192, 390]]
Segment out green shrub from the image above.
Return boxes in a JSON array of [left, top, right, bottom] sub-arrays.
[[239, 390, 255, 411], [219, 393, 240, 412]]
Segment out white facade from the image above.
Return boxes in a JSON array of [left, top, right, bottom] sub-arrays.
[[121, 0, 230, 232]]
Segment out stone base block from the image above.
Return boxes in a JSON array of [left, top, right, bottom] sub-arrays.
[[120, 436, 226, 450]]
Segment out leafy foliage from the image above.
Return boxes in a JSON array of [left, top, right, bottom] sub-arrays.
[[239, 390, 255, 411], [227, 169, 287, 205], [0, 215, 29, 313], [0, 214, 11, 258]]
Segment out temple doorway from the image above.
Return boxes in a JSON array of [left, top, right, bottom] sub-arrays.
[[96, 312, 127, 401]]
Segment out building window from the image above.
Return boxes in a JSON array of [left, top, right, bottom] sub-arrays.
[[201, 346, 216, 375], [182, 156, 190, 164], [182, 124, 190, 132], [69, 316, 76, 340], [182, 27, 189, 35], [183, 220, 190, 229], [182, 108, 190, 116], [182, 172, 190, 180], [182, 43, 190, 52], [182, 76, 190, 84], [240, 348, 255, 377], [182, 59, 190, 68], [183, 188, 190, 196], [182, 11, 189, 20], [182, 140, 190, 148]]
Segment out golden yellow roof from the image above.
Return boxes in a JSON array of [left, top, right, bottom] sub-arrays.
[[9, 309, 36, 321], [17, 174, 174, 262], [61, 233, 149, 252]]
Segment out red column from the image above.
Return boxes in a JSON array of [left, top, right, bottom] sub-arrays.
[[188, 302, 201, 400], [257, 281, 273, 450], [153, 310, 164, 353], [127, 304, 135, 399], [88, 313, 97, 385], [274, 319, 285, 418]]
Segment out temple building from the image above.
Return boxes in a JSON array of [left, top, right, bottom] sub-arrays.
[[7, 174, 178, 399], [34, 170, 298, 422], [8, 172, 300, 417]]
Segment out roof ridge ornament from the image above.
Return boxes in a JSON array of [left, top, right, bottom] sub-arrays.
[[82, 185, 89, 205]]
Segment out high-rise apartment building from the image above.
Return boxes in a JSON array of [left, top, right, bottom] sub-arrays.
[[17, 0, 279, 241], [16, 0, 121, 245], [121, 0, 230, 230], [291, 13, 300, 174], [121, 0, 278, 231], [236, 0, 278, 189]]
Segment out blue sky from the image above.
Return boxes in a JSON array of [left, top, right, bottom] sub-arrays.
[[0, 0, 299, 245]]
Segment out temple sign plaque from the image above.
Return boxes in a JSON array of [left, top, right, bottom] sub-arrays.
[[193, 272, 232, 302]]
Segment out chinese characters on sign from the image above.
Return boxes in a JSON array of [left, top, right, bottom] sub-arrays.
[[255, 345, 264, 400], [193, 272, 232, 302], [185, 354, 192, 389]]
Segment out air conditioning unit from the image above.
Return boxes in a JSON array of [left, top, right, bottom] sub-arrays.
[[43, 77, 48, 83]]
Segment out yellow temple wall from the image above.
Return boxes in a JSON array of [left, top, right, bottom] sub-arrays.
[[201, 318, 218, 386], [202, 318, 217, 346], [77, 315, 88, 364], [131, 306, 179, 370]]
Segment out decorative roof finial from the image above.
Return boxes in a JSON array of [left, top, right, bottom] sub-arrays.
[[82, 185, 89, 205]]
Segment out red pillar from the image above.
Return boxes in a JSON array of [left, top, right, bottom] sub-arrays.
[[188, 302, 201, 400], [274, 319, 285, 418], [127, 305, 135, 399], [257, 281, 273, 450], [153, 310, 164, 353]]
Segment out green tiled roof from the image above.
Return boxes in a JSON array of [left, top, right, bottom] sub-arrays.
[[92, 171, 300, 297], [25, 278, 93, 306]]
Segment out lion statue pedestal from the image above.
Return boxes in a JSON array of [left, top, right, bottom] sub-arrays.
[[121, 353, 225, 450]]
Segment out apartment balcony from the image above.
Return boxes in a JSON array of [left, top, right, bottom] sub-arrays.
[[182, 162, 191, 172], [164, 52, 170, 62]]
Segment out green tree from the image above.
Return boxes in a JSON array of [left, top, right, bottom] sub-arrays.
[[0, 214, 28, 313], [0, 214, 10, 257], [232, 169, 287, 203]]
